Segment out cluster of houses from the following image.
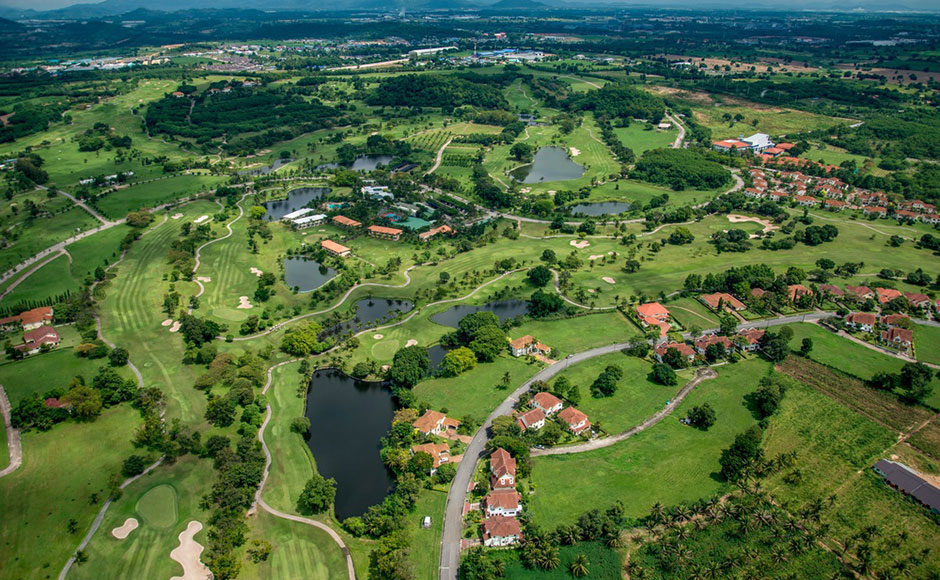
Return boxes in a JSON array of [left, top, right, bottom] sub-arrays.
[[515, 391, 592, 436], [409, 410, 465, 474], [329, 213, 456, 243], [743, 166, 940, 224], [654, 327, 766, 363], [482, 448, 523, 547], [844, 311, 916, 352], [712, 133, 777, 154], [0, 306, 60, 356]]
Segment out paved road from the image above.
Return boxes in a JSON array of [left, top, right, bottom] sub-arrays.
[[0, 222, 121, 285], [38, 185, 114, 226], [0, 248, 68, 300], [426, 137, 453, 176], [666, 113, 686, 149], [0, 385, 22, 478], [532, 367, 717, 456], [438, 309, 837, 580]]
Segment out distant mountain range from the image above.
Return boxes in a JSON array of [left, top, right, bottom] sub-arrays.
[[0, 0, 937, 20]]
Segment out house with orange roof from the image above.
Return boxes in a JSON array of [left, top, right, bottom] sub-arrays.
[[332, 215, 362, 228], [532, 392, 563, 415], [845, 312, 877, 332], [863, 206, 888, 218], [368, 225, 403, 240], [418, 225, 454, 242], [410, 442, 452, 472], [817, 284, 844, 298], [875, 287, 902, 304], [484, 489, 522, 517], [0, 306, 54, 331], [787, 284, 812, 302], [320, 239, 351, 258], [15, 326, 61, 355], [412, 410, 460, 435], [516, 408, 546, 431], [823, 199, 846, 211], [694, 334, 733, 355], [699, 292, 746, 312], [845, 285, 874, 301], [654, 341, 696, 364], [558, 407, 591, 434], [904, 292, 932, 311], [635, 302, 671, 336], [881, 313, 910, 328], [508, 335, 551, 358], [880, 327, 914, 351], [490, 448, 516, 489], [735, 328, 765, 352], [483, 516, 522, 547]]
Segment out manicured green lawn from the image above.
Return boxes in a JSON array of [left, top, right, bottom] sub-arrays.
[[0, 421, 7, 471], [550, 352, 688, 434], [913, 323, 940, 365], [663, 296, 720, 330], [613, 123, 676, 154], [495, 541, 621, 580], [0, 406, 139, 580], [0, 207, 99, 273], [135, 484, 179, 528], [510, 311, 640, 356], [239, 510, 351, 580], [0, 347, 125, 405], [410, 489, 448, 580], [528, 359, 768, 526], [415, 355, 536, 421], [94, 174, 225, 219]]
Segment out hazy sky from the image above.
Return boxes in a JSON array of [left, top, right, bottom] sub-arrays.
[[0, 0, 77, 9]]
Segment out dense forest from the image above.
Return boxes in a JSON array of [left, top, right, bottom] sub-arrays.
[[632, 148, 732, 190], [568, 83, 666, 123], [365, 74, 508, 110]]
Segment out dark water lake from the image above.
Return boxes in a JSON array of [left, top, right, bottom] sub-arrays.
[[430, 300, 529, 328], [318, 155, 394, 172], [321, 298, 414, 338], [510, 147, 585, 184], [303, 370, 396, 520], [569, 201, 633, 216], [262, 187, 329, 220], [284, 257, 337, 292], [427, 344, 449, 372]]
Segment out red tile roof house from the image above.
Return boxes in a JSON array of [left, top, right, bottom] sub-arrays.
[[654, 341, 697, 364], [320, 239, 351, 258], [509, 335, 551, 358], [332, 215, 362, 228], [751, 288, 768, 299], [367, 225, 403, 241], [0, 306, 54, 331], [824, 199, 846, 211], [794, 195, 819, 207], [699, 292, 746, 312], [484, 489, 522, 517], [694, 334, 733, 355], [558, 406, 591, 435], [881, 313, 910, 328], [15, 326, 61, 355], [532, 392, 564, 416], [516, 408, 546, 432], [875, 287, 902, 304], [817, 284, 844, 298], [845, 312, 878, 333], [410, 442, 451, 473], [635, 302, 671, 336], [863, 206, 888, 218], [787, 284, 812, 302], [490, 448, 516, 489], [735, 328, 765, 352], [418, 224, 454, 242], [904, 292, 932, 311], [880, 327, 914, 351], [483, 515, 522, 547], [845, 285, 875, 301], [412, 410, 460, 435]]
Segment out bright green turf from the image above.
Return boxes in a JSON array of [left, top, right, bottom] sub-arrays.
[[135, 484, 179, 529]]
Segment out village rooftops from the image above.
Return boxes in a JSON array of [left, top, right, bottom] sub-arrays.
[[699, 292, 746, 311], [875, 287, 902, 304], [412, 410, 460, 435], [332, 215, 362, 228]]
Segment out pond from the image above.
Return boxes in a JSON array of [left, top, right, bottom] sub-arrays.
[[569, 201, 633, 216], [430, 299, 529, 328], [510, 147, 585, 184], [321, 298, 414, 338], [318, 155, 394, 172], [262, 187, 329, 220], [238, 157, 293, 176], [427, 344, 449, 373], [283, 257, 337, 292], [303, 369, 396, 520]]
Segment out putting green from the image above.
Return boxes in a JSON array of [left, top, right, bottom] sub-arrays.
[[371, 339, 401, 361], [211, 306, 250, 322], [135, 484, 179, 529]]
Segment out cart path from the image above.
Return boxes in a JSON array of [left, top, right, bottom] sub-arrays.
[[191, 194, 247, 305], [532, 367, 718, 456], [426, 137, 454, 175], [38, 185, 113, 226], [0, 248, 68, 301], [0, 385, 22, 478], [666, 113, 686, 148]]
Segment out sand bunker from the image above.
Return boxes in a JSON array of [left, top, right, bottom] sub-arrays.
[[171, 213, 183, 220], [602, 277, 616, 284], [588, 254, 605, 260], [570, 240, 590, 249], [169, 321, 181, 333], [381, 365, 391, 372], [237, 296, 253, 309], [727, 214, 778, 235], [161, 319, 173, 327], [111, 518, 139, 540], [196, 276, 211, 283], [587, 289, 596, 294], [193, 215, 209, 224], [169, 521, 211, 580], [373, 334, 384, 340], [520, 187, 532, 194], [569, 147, 581, 157], [249, 267, 263, 277], [405, 339, 418, 347]]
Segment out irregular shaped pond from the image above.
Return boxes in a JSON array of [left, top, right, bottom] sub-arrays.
[[303, 370, 396, 520], [510, 147, 584, 184], [262, 187, 329, 220], [430, 300, 529, 328], [284, 257, 337, 292], [321, 298, 414, 338], [569, 201, 632, 216]]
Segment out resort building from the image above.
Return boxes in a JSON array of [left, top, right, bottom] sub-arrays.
[[320, 239, 351, 258], [292, 214, 327, 229], [367, 225, 403, 241], [509, 335, 550, 357], [699, 292, 746, 312], [332, 215, 362, 229], [281, 207, 317, 222], [412, 410, 460, 436]]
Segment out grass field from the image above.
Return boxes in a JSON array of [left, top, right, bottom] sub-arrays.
[[913, 323, 940, 365], [411, 489, 448, 580], [613, 123, 676, 154], [239, 510, 351, 580], [496, 541, 621, 580], [0, 406, 138, 580], [0, 346, 132, 405], [93, 174, 225, 219], [0, 207, 99, 273], [528, 359, 769, 526], [692, 104, 849, 139], [663, 296, 720, 330]]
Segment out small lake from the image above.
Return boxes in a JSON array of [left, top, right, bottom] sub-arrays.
[[303, 369, 396, 520], [284, 257, 337, 292], [569, 201, 633, 216], [427, 344, 449, 373], [262, 187, 329, 220], [238, 157, 293, 176], [321, 298, 414, 338], [430, 299, 529, 328], [318, 155, 394, 172], [510, 147, 585, 184]]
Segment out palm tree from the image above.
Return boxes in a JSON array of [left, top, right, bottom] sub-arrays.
[[569, 554, 589, 578]]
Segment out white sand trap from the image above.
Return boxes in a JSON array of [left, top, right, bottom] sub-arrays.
[[171, 213, 183, 220], [169, 521, 211, 580], [602, 277, 616, 284], [727, 214, 778, 234], [193, 215, 209, 224], [169, 321, 181, 333], [520, 187, 532, 194], [162, 319, 173, 327], [196, 276, 211, 283], [569, 147, 581, 157], [405, 339, 418, 347], [587, 289, 596, 294], [249, 267, 263, 277], [373, 334, 384, 340], [588, 254, 605, 260], [111, 517, 138, 540], [570, 240, 590, 249], [237, 296, 253, 309], [381, 365, 391, 372]]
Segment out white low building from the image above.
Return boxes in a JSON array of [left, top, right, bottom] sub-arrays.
[[281, 207, 316, 222], [291, 214, 327, 229]]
